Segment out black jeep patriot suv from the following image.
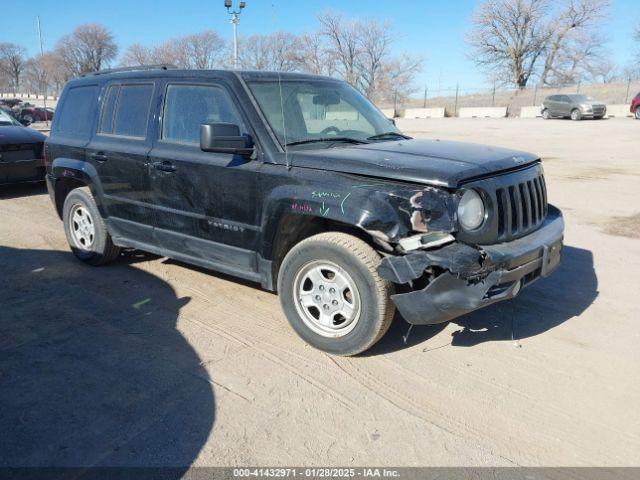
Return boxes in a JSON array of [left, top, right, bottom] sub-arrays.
[[45, 67, 564, 355]]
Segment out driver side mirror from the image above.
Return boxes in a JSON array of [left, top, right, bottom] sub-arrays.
[[200, 123, 254, 157]]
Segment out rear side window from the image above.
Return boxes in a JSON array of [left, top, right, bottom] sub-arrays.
[[56, 85, 99, 139], [162, 84, 244, 145], [99, 84, 154, 138]]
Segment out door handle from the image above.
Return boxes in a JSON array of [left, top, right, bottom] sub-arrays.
[[90, 152, 108, 162], [152, 161, 176, 173]]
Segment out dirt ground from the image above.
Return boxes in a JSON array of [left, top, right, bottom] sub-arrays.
[[1, 118, 639, 468]]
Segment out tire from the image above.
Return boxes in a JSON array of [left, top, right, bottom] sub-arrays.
[[542, 108, 550, 119], [571, 109, 582, 121], [277, 232, 395, 356], [635, 108, 640, 120], [62, 187, 120, 265]]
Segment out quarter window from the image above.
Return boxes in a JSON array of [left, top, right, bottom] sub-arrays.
[[56, 85, 99, 139], [162, 84, 244, 145]]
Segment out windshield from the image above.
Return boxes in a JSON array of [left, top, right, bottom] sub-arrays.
[[571, 95, 595, 102], [246, 79, 402, 149]]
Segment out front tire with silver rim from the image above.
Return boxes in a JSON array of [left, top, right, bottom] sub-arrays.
[[62, 187, 120, 265], [571, 109, 582, 121], [278, 232, 395, 356]]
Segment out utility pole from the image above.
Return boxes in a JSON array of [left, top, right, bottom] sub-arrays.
[[423, 85, 428, 108], [225, 0, 246, 69], [36, 16, 48, 127]]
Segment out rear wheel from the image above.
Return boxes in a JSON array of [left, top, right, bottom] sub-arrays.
[[62, 187, 120, 265], [571, 109, 582, 121], [277, 232, 395, 356], [635, 108, 640, 120]]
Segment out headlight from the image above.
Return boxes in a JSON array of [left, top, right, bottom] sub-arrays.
[[457, 189, 485, 231]]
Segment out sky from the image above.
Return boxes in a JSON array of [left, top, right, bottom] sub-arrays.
[[1, 0, 638, 93]]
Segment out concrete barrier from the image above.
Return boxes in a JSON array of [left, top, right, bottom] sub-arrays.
[[379, 108, 395, 118], [520, 106, 543, 118], [459, 107, 507, 118], [605, 104, 633, 118], [404, 107, 446, 119]]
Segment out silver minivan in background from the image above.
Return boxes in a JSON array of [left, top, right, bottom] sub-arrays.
[[542, 94, 607, 120]]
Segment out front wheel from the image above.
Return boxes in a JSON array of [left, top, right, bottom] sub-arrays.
[[62, 187, 121, 265], [542, 108, 550, 119], [277, 232, 395, 356], [571, 109, 582, 121]]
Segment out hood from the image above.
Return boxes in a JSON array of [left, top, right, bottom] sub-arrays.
[[0, 126, 47, 146], [290, 138, 539, 188]]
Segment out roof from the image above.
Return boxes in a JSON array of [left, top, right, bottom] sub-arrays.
[[70, 67, 339, 85]]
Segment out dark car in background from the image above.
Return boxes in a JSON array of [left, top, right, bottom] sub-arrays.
[[0, 109, 47, 185], [18, 106, 55, 124], [631, 92, 640, 120], [542, 94, 607, 120]]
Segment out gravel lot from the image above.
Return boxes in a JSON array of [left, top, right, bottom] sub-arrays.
[[1, 118, 638, 468]]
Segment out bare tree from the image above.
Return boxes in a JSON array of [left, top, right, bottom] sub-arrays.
[[293, 32, 335, 76], [23, 55, 49, 95], [467, 0, 553, 88], [55, 23, 118, 76], [238, 32, 299, 71], [120, 43, 152, 66], [180, 31, 227, 69], [121, 32, 226, 69], [41, 52, 69, 95], [0, 42, 27, 92], [539, 0, 609, 85], [544, 30, 608, 85], [317, 13, 361, 86], [315, 12, 422, 102]]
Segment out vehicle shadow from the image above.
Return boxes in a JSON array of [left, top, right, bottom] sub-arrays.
[[0, 246, 214, 473], [365, 245, 597, 355], [0, 182, 47, 199]]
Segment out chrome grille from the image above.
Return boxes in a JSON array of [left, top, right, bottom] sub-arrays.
[[495, 173, 548, 241]]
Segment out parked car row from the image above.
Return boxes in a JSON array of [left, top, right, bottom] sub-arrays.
[[0, 99, 55, 125], [540, 93, 640, 120]]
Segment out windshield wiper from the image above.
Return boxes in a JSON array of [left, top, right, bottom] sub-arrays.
[[285, 137, 368, 147], [367, 132, 412, 140]]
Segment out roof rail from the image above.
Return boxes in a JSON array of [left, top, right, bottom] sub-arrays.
[[81, 64, 178, 77]]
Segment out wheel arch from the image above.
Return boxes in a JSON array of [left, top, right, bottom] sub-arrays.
[[50, 158, 105, 219]]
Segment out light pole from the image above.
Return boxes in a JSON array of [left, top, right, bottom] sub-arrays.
[[225, 0, 246, 69]]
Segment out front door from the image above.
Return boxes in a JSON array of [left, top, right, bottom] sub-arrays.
[[86, 81, 157, 244], [148, 80, 262, 277]]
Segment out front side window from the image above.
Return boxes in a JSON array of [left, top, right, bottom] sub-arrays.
[[162, 84, 245, 145], [246, 80, 401, 149]]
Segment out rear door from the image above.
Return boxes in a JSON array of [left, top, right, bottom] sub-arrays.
[[546, 95, 559, 116], [86, 81, 158, 244], [559, 96, 572, 117], [147, 79, 263, 277]]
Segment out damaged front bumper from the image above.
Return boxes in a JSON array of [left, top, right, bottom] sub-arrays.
[[378, 206, 564, 325]]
